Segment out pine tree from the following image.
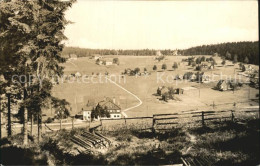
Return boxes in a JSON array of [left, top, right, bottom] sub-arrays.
[[0, 0, 75, 144]]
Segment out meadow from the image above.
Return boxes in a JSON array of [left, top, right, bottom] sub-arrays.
[[51, 55, 259, 118]]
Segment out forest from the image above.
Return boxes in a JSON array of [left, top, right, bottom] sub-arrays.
[[63, 41, 259, 65], [181, 41, 259, 65]]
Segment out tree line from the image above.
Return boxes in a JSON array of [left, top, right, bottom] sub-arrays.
[[181, 41, 259, 65], [63, 47, 174, 57], [63, 41, 259, 65]]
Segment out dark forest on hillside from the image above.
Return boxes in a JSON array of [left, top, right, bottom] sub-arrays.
[[63, 41, 259, 65], [181, 41, 259, 65]]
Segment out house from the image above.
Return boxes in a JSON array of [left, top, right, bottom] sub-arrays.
[[94, 55, 103, 60], [156, 50, 162, 56], [216, 80, 232, 91], [250, 75, 259, 89], [75, 72, 82, 78], [98, 97, 121, 119], [105, 61, 113, 66], [191, 73, 197, 81], [62, 54, 70, 60], [201, 62, 210, 68], [176, 88, 184, 95], [208, 65, 215, 70], [157, 86, 169, 96], [69, 54, 78, 60], [76, 99, 96, 121], [70, 71, 82, 78], [175, 74, 183, 80], [172, 50, 178, 56], [196, 72, 210, 83], [124, 68, 132, 75]]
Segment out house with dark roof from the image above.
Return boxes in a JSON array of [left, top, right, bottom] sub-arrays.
[[98, 97, 122, 119]]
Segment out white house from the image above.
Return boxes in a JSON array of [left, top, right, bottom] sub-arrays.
[[156, 50, 162, 56], [94, 55, 103, 60], [69, 54, 78, 60], [75, 72, 82, 78], [172, 50, 178, 56], [98, 97, 121, 119], [105, 61, 113, 66]]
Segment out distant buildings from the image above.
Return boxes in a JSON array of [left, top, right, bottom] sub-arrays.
[[216, 80, 243, 91]]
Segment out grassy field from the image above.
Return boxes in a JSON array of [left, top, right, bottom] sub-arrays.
[[50, 55, 259, 118], [1, 118, 258, 165]]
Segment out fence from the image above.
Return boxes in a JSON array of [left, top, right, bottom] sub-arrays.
[[95, 108, 259, 133], [2, 108, 258, 138]]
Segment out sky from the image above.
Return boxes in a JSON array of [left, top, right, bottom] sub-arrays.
[[64, 0, 258, 50]]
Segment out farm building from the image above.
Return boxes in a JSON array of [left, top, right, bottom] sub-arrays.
[[94, 55, 103, 60], [191, 73, 197, 82], [250, 76, 259, 89], [209, 65, 214, 70], [69, 54, 78, 60], [196, 72, 210, 83], [157, 86, 168, 96], [172, 50, 178, 56], [157, 86, 184, 101], [201, 62, 210, 68], [175, 74, 183, 80], [62, 54, 70, 60], [156, 50, 162, 56], [216, 80, 242, 91], [76, 99, 96, 120], [98, 97, 121, 119], [216, 80, 232, 91], [105, 60, 113, 66]]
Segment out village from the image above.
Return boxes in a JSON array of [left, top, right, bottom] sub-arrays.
[[41, 50, 259, 124]]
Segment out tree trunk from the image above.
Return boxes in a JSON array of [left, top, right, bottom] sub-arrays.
[[23, 88, 28, 145], [0, 97, 2, 139], [31, 113, 33, 136], [37, 113, 42, 142], [7, 93, 11, 137], [60, 110, 62, 130], [23, 107, 28, 145]]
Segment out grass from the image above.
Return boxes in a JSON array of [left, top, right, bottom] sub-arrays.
[[47, 55, 259, 118], [1, 118, 259, 165]]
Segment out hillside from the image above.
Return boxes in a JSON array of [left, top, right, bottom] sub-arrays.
[[181, 41, 259, 65]]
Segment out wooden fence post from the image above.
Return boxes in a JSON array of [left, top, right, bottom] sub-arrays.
[[100, 119, 103, 132], [124, 117, 127, 129], [201, 111, 205, 127], [72, 116, 74, 129], [231, 110, 234, 122], [152, 115, 155, 134]]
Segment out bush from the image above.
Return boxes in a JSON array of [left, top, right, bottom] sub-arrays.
[[45, 117, 54, 123], [195, 65, 202, 71]]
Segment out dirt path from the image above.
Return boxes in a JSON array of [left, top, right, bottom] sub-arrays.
[[69, 59, 143, 118], [106, 78, 143, 118]]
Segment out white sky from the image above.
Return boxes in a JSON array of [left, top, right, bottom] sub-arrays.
[[64, 0, 258, 50]]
